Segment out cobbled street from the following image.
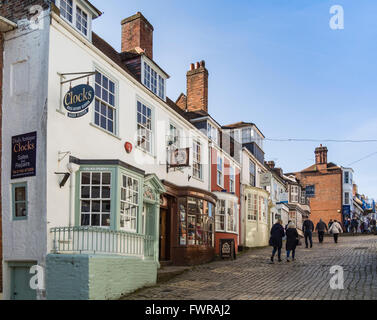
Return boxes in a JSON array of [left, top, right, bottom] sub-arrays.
[[123, 235, 377, 300]]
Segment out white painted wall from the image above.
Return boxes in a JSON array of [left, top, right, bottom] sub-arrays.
[[2, 10, 51, 299]]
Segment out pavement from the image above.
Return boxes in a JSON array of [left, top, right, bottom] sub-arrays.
[[122, 235, 377, 300]]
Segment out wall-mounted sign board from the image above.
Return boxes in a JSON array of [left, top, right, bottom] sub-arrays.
[[11, 131, 37, 179], [63, 84, 94, 118]]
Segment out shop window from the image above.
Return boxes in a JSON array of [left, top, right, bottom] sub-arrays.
[[227, 200, 237, 232], [12, 183, 28, 220], [247, 193, 258, 221], [178, 198, 187, 245], [120, 174, 139, 232], [80, 171, 111, 227], [137, 101, 152, 153], [181, 197, 214, 246], [216, 199, 237, 232], [94, 71, 116, 134]]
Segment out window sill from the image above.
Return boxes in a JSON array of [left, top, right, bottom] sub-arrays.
[[192, 175, 204, 182], [13, 216, 27, 221], [135, 145, 156, 159], [90, 123, 121, 140]]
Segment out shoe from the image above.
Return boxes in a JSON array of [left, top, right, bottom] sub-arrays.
[[286, 259, 290, 262], [278, 258, 282, 262], [270, 256, 274, 263]]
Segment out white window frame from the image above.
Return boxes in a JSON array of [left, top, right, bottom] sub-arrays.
[[215, 199, 226, 232], [207, 122, 218, 145], [216, 199, 238, 233], [344, 171, 349, 184], [93, 69, 118, 136], [229, 166, 235, 193], [75, 4, 88, 37], [193, 140, 203, 180], [79, 171, 112, 228], [56, 0, 92, 40], [344, 192, 350, 205], [217, 156, 223, 187], [136, 100, 153, 154], [142, 59, 167, 101], [247, 193, 257, 221], [168, 122, 180, 150], [119, 174, 139, 233], [249, 160, 256, 187], [291, 185, 299, 203]]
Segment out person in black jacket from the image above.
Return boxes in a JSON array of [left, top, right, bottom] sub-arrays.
[[286, 222, 299, 262], [302, 217, 314, 248], [315, 219, 328, 244], [269, 219, 285, 263]]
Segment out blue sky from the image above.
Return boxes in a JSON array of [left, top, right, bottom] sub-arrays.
[[90, 0, 377, 198]]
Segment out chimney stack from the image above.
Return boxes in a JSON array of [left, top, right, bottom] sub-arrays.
[[315, 144, 328, 166], [266, 161, 275, 169], [121, 12, 154, 59], [184, 60, 208, 113]]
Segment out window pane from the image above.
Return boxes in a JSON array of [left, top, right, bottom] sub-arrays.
[[81, 200, 90, 212], [15, 187, 26, 201], [15, 202, 26, 217], [81, 214, 90, 226]]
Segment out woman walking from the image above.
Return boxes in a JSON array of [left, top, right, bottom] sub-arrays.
[[286, 222, 299, 262], [328, 219, 343, 243], [269, 219, 285, 263]]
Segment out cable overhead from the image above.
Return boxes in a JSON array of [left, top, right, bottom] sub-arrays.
[[265, 138, 377, 143]]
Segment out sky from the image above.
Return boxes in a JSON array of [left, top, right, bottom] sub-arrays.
[[89, 0, 377, 198]]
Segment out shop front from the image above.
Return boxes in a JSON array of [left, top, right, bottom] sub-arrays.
[[160, 181, 217, 266], [243, 186, 270, 248], [214, 192, 239, 255]]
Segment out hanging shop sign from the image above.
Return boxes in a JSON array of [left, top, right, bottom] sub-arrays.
[[277, 192, 288, 204], [63, 84, 94, 118], [11, 131, 37, 179], [260, 172, 271, 187], [305, 185, 315, 198], [169, 148, 190, 168]]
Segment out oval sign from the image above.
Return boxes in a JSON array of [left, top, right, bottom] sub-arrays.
[[63, 84, 94, 113]]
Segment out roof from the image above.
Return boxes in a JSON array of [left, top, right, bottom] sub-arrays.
[[222, 121, 266, 139], [300, 162, 341, 173], [82, 0, 102, 18]]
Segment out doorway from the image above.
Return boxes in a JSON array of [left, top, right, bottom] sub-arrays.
[[10, 263, 36, 300], [159, 208, 170, 261]]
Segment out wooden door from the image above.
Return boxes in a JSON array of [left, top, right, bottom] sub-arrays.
[[11, 266, 36, 300], [159, 209, 168, 261]]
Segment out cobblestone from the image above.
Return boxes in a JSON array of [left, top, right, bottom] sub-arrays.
[[123, 235, 377, 300]]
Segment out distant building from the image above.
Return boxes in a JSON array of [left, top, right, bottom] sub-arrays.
[[293, 145, 343, 227]]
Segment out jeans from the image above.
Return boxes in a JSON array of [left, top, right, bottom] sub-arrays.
[[286, 249, 295, 259], [318, 231, 324, 243], [271, 246, 281, 260], [333, 234, 339, 243], [304, 231, 313, 247]]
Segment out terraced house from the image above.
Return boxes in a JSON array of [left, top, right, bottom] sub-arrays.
[[0, 0, 222, 299]]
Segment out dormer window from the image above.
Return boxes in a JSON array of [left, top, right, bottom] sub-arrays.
[[76, 6, 88, 36], [142, 60, 167, 100], [57, 0, 93, 40], [207, 122, 218, 145]]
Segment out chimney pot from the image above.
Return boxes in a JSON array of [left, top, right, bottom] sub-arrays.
[[195, 62, 200, 69], [200, 60, 205, 67], [190, 63, 195, 71]]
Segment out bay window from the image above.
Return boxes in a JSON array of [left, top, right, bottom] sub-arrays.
[[80, 171, 111, 227], [120, 174, 139, 232], [216, 200, 226, 231], [216, 198, 238, 233], [247, 193, 257, 221]]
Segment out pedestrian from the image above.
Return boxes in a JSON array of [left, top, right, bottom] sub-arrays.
[[360, 221, 364, 233], [328, 219, 333, 230], [364, 220, 369, 234], [269, 219, 285, 263], [286, 222, 299, 262], [285, 220, 292, 231], [302, 217, 314, 248], [351, 217, 358, 235], [344, 217, 350, 233], [328, 219, 343, 243], [315, 218, 328, 243], [370, 218, 376, 234]]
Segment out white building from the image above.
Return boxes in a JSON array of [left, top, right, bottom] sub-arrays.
[[342, 167, 354, 218], [1, 1, 215, 299]]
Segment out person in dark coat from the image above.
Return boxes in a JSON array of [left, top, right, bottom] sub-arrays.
[[328, 219, 333, 229], [269, 219, 285, 263], [286, 222, 299, 262], [351, 218, 358, 235], [315, 218, 328, 244], [302, 217, 314, 248], [285, 220, 292, 231]]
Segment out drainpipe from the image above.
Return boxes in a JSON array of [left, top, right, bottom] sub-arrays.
[[67, 163, 80, 231]]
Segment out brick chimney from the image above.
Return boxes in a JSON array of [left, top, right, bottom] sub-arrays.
[[266, 161, 275, 169], [121, 12, 154, 60], [184, 60, 208, 113], [315, 144, 328, 171]]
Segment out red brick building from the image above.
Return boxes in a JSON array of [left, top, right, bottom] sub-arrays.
[[293, 145, 343, 228]]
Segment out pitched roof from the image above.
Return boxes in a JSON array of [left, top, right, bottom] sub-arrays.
[[300, 162, 341, 173], [222, 121, 255, 129]]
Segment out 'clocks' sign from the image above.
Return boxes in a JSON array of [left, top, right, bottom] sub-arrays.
[[11, 131, 37, 179], [63, 84, 94, 118]]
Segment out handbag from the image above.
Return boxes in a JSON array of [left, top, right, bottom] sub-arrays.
[[296, 238, 302, 246]]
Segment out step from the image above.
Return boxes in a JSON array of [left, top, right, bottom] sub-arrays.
[[157, 266, 192, 283]]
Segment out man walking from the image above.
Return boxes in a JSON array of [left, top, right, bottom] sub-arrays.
[[351, 217, 358, 235], [328, 219, 333, 230], [302, 217, 314, 248], [328, 219, 343, 243], [315, 218, 328, 243]]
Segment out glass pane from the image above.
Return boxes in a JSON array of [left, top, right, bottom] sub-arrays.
[[81, 172, 90, 184], [15, 186, 26, 201], [92, 200, 100, 212], [81, 186, 90, 198], [92, 173, 101, 185], [102, 186, 111, 198], [92, 214, 100, 226], [81, 214, 90, 226], [102, 200, 111, 212], [15, 202, 26, 217], [102, 214, 110, 227], [91, 186, 100, 198], [102, 173, 111, 185], [81, 200, 90, 212]]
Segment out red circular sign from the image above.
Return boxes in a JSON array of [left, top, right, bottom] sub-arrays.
[[125, 142, 132, 153]]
